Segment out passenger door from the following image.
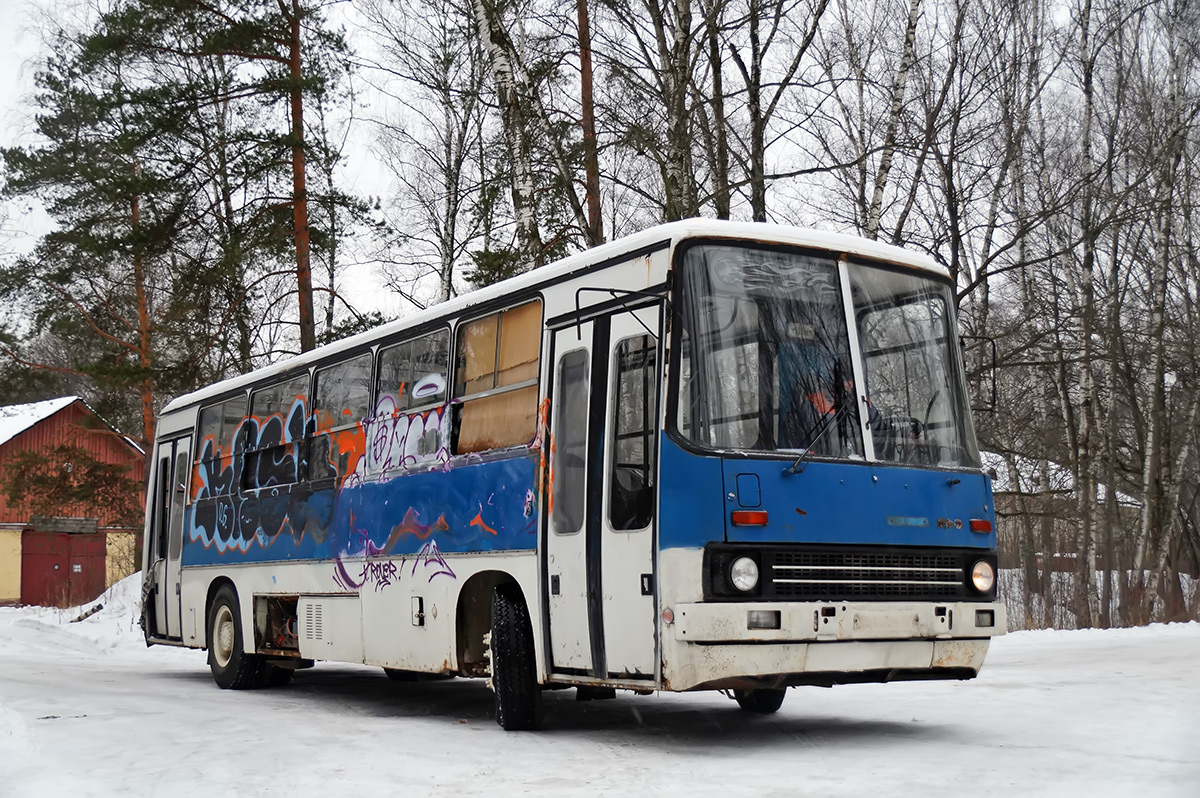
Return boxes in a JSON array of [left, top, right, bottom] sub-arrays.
[[545, 320, 595, 673], [544, 305, 661, 681], [148, 437, 189, 639], [599, 307, 660, 680]]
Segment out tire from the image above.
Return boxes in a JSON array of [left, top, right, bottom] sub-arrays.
[[208, 585, 264, 690], [490, 584, 543, 730], [733, 688, 786, 714]]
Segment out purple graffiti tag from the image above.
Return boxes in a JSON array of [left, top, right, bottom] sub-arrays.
[[412, 541, 456, 582]]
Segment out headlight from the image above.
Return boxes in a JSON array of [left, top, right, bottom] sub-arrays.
[[730, 556, 760, 592], [971, 560, 995, 593]]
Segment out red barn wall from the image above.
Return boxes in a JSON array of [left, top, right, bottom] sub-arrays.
[[0, 402, 146, 528]]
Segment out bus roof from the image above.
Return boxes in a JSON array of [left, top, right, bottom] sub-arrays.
[[161, 219, 946, 415]]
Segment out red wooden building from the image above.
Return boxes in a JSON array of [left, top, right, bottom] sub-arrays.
[[0, 397, 146, 606]]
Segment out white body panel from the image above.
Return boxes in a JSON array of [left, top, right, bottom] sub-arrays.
[[179, 552, 541, 676]]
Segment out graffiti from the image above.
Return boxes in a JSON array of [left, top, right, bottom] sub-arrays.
[[334, 556, 399, 591], [190, 397, 313, 555], [411, 541, 456, 583], [184, 382, 542, 568], [333, 524, 455, 590], [347, 396, 450, 488], [470, 512, 498, 535]]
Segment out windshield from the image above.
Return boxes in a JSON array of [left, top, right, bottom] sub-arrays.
[[674, 242, 980, 469], [849, 264, 980, 468], [675, 243, 863, 458]]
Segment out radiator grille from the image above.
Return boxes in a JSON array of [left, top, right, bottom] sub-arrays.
[[766, 549, 966, 601]]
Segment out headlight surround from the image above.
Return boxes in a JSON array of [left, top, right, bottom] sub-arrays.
[[971, 559, 996, 593], [729, 556, 760, 592]]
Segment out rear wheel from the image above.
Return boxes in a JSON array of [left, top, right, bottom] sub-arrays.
[[733, 688, 786, 714], [208, 585, 264, 690], [490, 584, 542, 730]]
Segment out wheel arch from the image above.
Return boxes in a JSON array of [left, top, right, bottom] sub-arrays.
[[455, 569, 521, 677], [202, 575, 237, 651]]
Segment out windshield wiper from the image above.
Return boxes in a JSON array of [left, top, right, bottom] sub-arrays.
[[782, 403, 846, 477]]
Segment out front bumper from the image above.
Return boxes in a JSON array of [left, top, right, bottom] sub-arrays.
[[660, 600, 1005, 692], [672, 600, 1004, 643]]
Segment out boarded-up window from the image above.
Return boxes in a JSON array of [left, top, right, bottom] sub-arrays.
[[245, 374, 309, 489], [454, 300, 542, 453], [377, 329, 450, 413]]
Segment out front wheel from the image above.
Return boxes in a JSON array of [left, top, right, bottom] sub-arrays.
[[733, 688, 786, 714], [490, 584, 543, 730], [208, 585, 265, 690]]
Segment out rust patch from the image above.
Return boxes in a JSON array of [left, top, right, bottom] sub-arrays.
[[795, 508, 807, 516], [932, 639, 978, 669]]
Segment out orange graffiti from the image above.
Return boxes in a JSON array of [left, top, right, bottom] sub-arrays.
[[382, 507, 450, 552], [537, 396, 553, 513], [470, 513, 499, 535]]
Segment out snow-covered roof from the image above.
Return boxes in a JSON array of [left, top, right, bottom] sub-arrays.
[[164, 219, 947, 413], [0, 396, 79, 448], [982, 450, 1139, 506]]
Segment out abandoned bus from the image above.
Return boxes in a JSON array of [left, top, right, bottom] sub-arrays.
[[141, 219, 1004, 729]]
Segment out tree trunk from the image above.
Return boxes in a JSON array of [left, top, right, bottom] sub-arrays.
[[864, 0, 922, 239], [287, 0, 316, 352], [577, 0, 604, 245], [131, 187, 155, 447], [473, 0, 542, 269]]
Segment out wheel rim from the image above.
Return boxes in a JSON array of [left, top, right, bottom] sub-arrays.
[[212, 605, 235, 668]]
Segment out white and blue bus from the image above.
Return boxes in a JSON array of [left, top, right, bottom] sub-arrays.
[[141, 220, 1004, 729]]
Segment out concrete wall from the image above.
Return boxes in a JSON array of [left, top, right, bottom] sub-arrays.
[[0, 529, 21, 603]]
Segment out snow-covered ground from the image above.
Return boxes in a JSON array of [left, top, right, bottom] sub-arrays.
[[1, 578, 1197, 797]]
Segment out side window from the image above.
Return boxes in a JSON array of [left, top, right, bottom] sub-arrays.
[[609, 336, 657, 530], [552, 349, 589, 535], [168, 450, 188, 560], [245, 374, 309, 489], [376, 329, 450, 414], [310, 353, 372, 481], [453, 300, 542, 454], [194, 395, 247, 500]]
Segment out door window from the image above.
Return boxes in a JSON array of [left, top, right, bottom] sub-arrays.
[[609, 335, 657, 530], [552, 348, 589, 534]]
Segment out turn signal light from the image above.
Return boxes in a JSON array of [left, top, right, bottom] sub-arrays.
[[969, 519, 993, 533], [731, 510, 769, 526]]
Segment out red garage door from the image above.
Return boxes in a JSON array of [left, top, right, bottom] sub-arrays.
[[21, 531, 107, 607]]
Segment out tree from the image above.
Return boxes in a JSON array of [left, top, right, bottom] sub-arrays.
[[100, 0, 354, 353]]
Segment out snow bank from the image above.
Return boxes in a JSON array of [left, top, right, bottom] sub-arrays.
[[0, 574, 152, 658]]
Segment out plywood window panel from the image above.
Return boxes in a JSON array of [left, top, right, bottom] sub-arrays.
[[456, 385, 539, 454], [453, 299, 542, 455], [497, 301, 541, 387]]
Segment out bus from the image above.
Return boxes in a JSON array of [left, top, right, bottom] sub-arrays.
[[140, 219, 1004, 730]]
